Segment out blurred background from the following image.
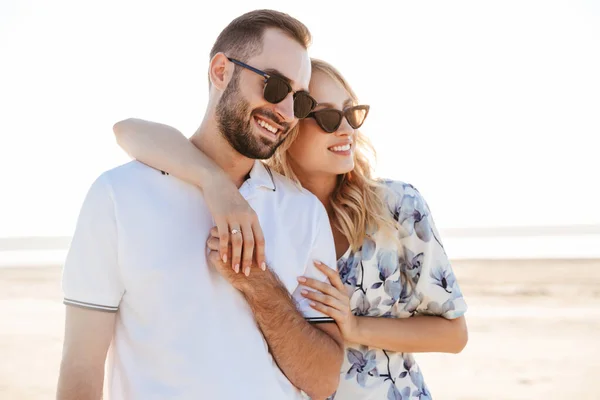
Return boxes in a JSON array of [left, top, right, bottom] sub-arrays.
[[1, 0, 598, 399]]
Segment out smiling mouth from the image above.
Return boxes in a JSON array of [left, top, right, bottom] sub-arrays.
[[328, 143, 352, 153], [254, 116, 280, 139]]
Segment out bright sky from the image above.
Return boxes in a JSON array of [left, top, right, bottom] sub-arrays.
[[1, 0, 599, 238]]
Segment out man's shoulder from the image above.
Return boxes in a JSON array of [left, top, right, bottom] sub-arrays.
[[95, 161, 188, 200], [100, 160, 160, 184], [100, 160, 186, 189]]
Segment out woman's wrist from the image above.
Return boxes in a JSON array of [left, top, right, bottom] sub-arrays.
[[194, 163, 226, 190], [344, 315, 363, 344]]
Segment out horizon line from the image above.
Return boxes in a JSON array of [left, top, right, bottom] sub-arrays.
[[1, 224, 600, 251]]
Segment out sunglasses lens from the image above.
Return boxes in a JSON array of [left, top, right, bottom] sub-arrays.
[[346, 106, 369, 129], [293, 92, 317, 119], [314, 109, 343, 133], [264, 76, 290, 104]]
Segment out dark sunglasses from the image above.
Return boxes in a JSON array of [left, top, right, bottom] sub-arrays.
[[307, 105, 370, 133], [227, 57, 317, 119]]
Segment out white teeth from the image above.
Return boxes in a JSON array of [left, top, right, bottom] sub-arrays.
[[257, 119, 277, 134], [330, 144, 351, 152]]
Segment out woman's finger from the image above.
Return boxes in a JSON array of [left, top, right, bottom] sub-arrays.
[[300, 289, 346, 311], [314, 261, 346, 292], [240, 221, 255, 276], [308, 301, 344, 321], [229, 224, 243, 274], [297, 276, 345, 301], [252, 218, 267, 271], [213, 222, 229, 265]]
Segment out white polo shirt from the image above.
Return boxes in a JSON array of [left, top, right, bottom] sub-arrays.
[[62, 160, 337, 400]]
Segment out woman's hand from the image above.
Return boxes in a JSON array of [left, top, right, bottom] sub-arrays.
[[112, 118, 267, 277], [298, 261, 357, 340], [203, 177, 266, 277]]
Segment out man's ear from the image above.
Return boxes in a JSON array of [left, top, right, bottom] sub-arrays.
[[209, 53, 234, 91]]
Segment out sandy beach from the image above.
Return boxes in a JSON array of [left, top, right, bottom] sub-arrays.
[[1, 259, 598, 400]]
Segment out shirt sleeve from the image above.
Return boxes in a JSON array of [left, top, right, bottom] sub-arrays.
[[62, 173, 124, 312], [292, 201, 338, 323], [392, 182, 467, 320]]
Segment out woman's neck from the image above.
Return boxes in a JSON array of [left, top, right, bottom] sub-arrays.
[[298, 171, 352, 259], [296, 171, 338, 214]]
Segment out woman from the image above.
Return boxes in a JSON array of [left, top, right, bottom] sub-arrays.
[[113, 59, 468, 399]]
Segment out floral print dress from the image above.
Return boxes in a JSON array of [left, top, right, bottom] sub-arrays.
[[328, 180, 467, 400]]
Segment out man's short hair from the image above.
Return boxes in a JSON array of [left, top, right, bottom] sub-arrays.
[[210, 9, 312, 62]]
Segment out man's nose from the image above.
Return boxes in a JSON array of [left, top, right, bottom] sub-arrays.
[[273, 93, 295, 124]]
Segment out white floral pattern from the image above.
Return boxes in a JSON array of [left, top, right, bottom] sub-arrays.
[[327, 180, 467, 399]]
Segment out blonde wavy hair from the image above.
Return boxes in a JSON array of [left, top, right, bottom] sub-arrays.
[[268, 58, 399, 251]]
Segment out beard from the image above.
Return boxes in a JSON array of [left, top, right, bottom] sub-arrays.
[[216, 73, 290, 160]]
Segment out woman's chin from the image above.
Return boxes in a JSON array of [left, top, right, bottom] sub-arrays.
[[329, 162, 355, 176], [294, 161, 355, 180]]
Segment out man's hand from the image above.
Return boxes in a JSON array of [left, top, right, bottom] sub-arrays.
[[207, 227, 343, 398], [206, 227, 260, 292]]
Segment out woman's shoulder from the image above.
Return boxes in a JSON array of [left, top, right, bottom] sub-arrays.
[[379, 178, 418, 194], [377, 179, 443, 246], [377, 179, 427, 211]]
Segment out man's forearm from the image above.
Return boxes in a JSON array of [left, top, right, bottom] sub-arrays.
[[241, 270, 343, 399]]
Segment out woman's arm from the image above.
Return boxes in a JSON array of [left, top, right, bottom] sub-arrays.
[[348, 314, 468, 354], [300, 262, 468, 354], [113, 118, 217, 187], [112, 118, 266, 275]]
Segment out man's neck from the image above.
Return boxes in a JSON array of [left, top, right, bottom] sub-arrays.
[[190, 119, 254, 188]]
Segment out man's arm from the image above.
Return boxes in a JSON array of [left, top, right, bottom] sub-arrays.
[[236, 201, 343, 399], [207, 247, 343, 398], [241, 270, 344, 400], [205, 198, 343, 399], [56, 307, 116, 400], [57, 173, 124, 399]]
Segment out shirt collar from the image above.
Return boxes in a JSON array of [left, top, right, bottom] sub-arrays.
[[248, 160, 276, 192]]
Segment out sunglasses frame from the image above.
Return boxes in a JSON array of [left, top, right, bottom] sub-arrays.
[[227, 57, 317, 118], [307, 105, 370, 133]]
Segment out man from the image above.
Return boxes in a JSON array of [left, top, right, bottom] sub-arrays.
[[56, 10, 343, 400]]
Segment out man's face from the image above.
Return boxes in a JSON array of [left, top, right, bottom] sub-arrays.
[[216, 28, 312, 160]]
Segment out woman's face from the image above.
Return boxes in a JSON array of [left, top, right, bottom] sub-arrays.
[[287, 71, 356, 178]]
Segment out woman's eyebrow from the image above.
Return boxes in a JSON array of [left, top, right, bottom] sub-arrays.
[[316, 102, 336, 108], [315, 99, 353, 109]]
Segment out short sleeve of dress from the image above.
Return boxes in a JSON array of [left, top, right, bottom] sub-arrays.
[[385, 181, 467, 320]]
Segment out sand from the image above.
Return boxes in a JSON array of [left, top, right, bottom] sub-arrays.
[[1, 259, 599, 400]]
